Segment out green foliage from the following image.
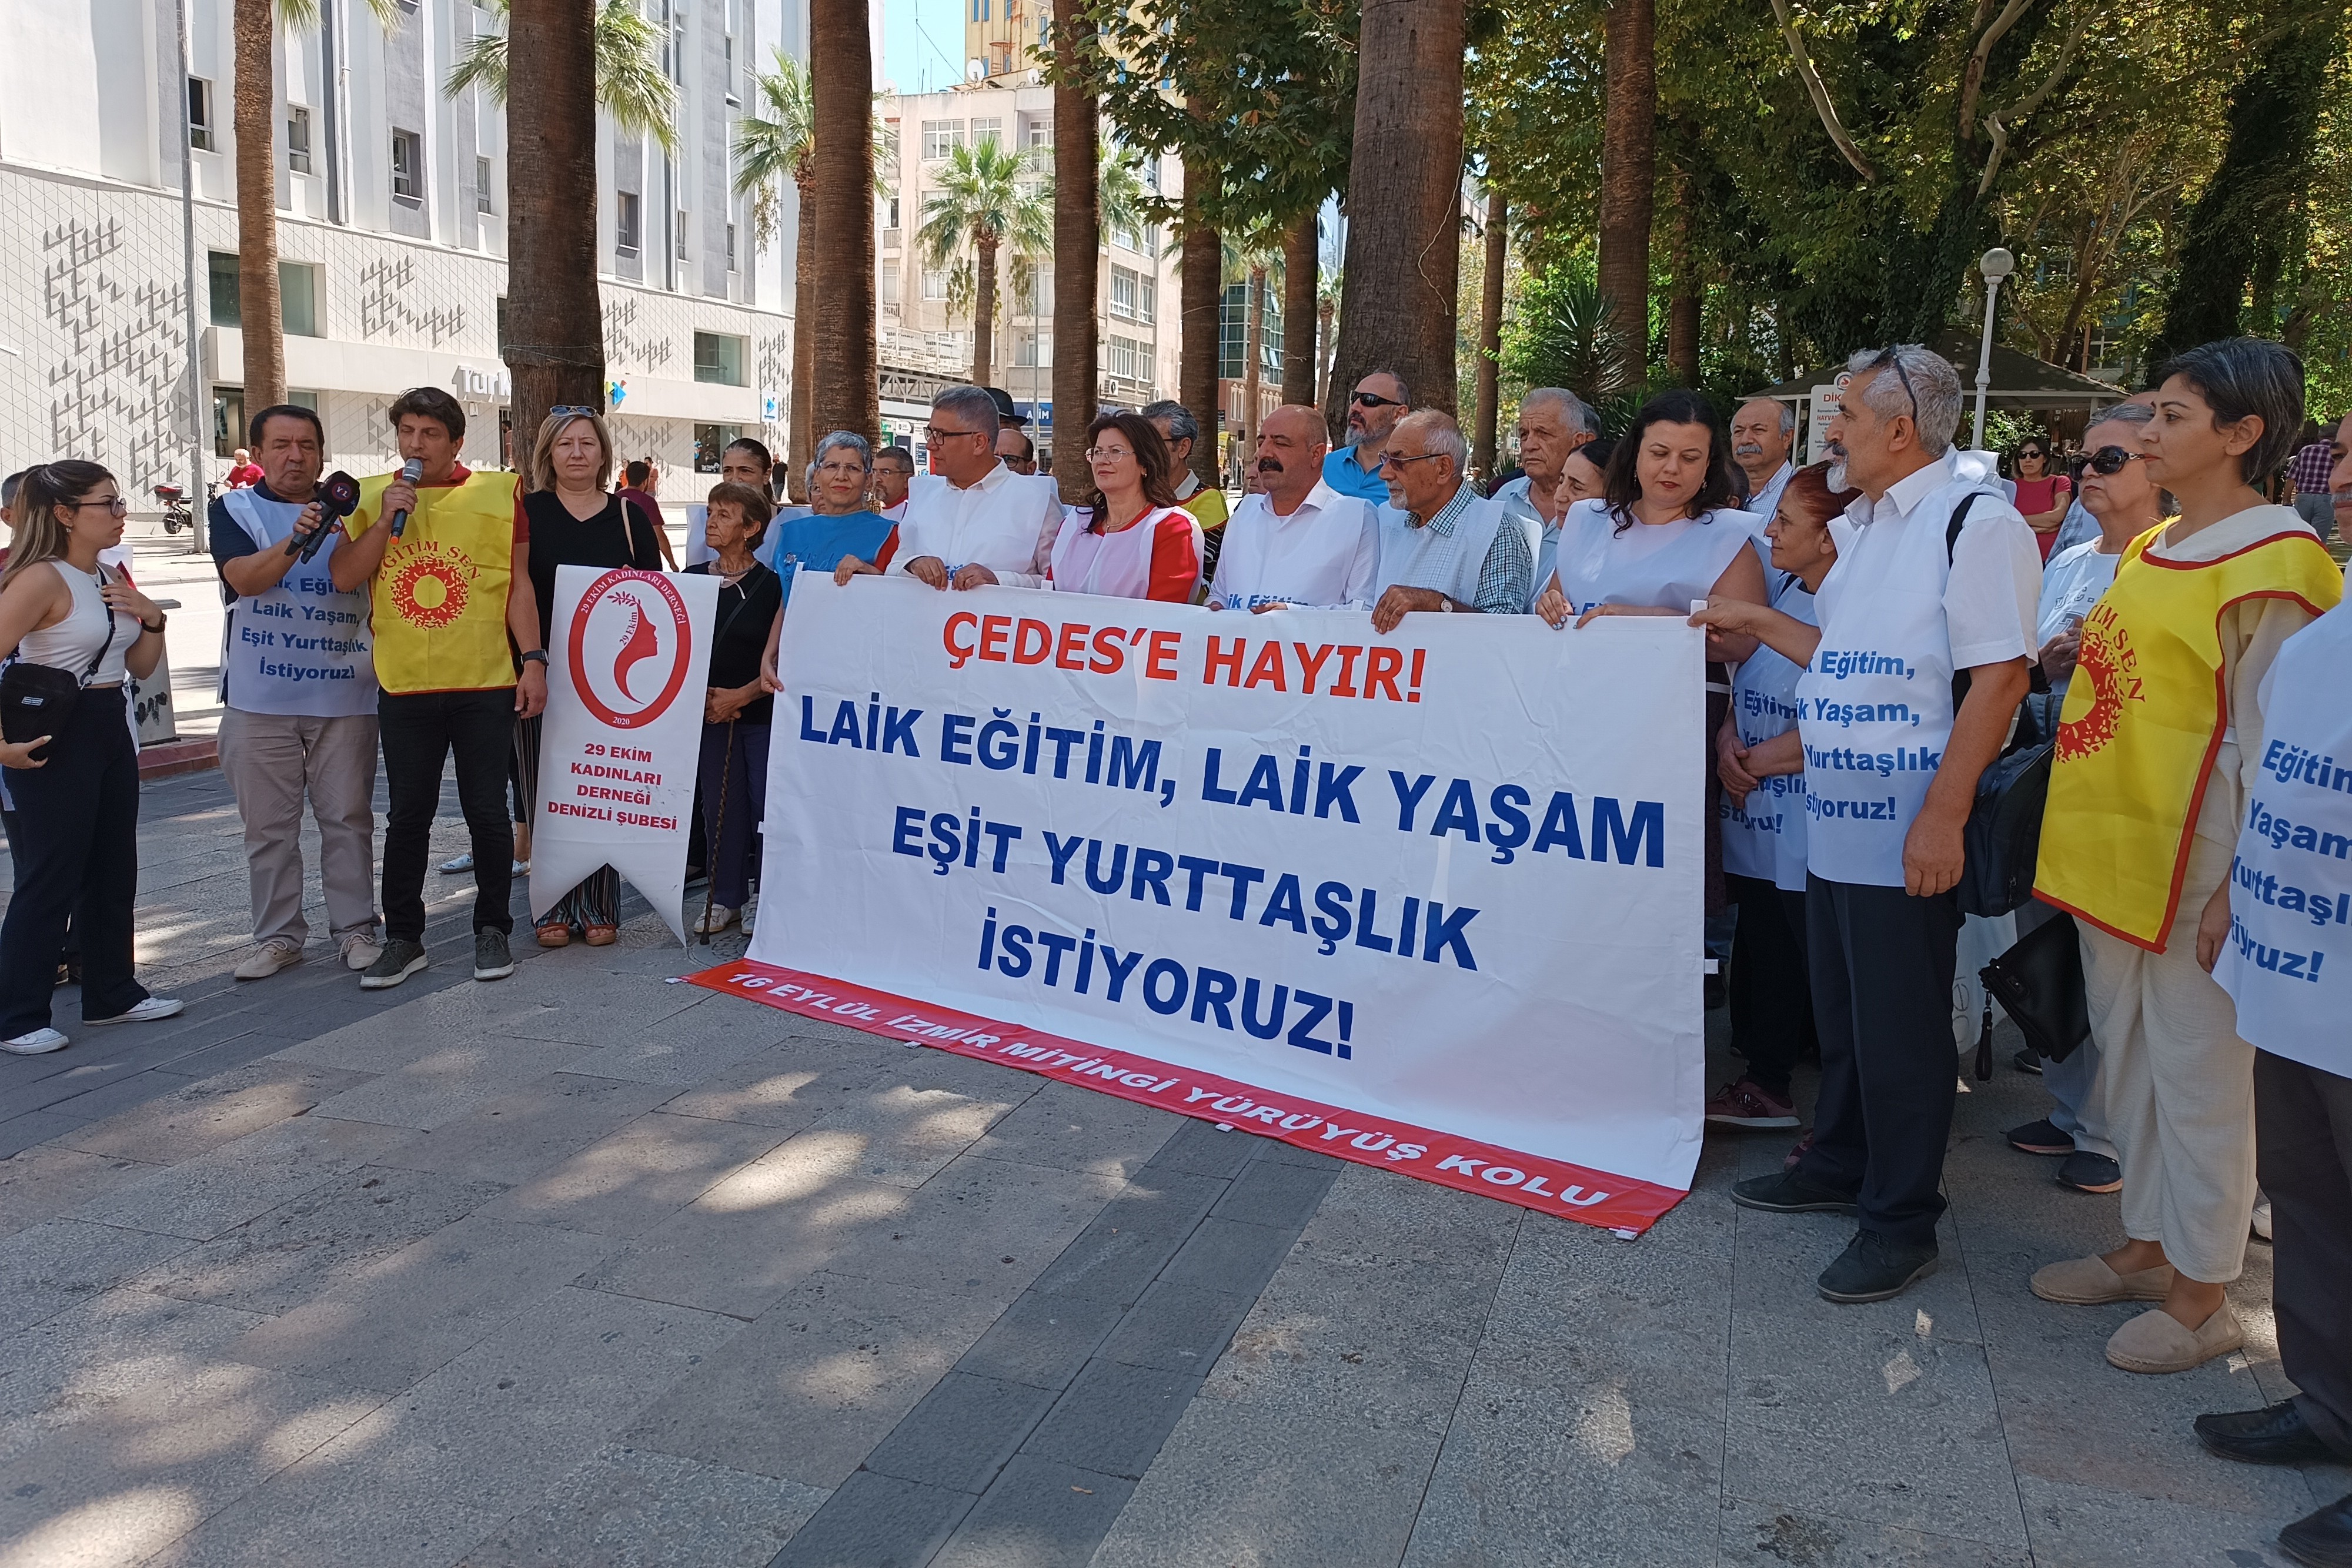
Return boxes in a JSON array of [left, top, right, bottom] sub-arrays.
[[1501, 260, 1638, 426], [732, 50, 812, 248], [445, 0, 679, 153]]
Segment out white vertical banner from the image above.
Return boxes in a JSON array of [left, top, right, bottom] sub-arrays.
[[532, 564, 719, 942]]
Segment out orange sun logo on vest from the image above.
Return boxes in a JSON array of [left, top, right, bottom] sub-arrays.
[[388, 547, 477, 630], [2056, 614, 2129, 763]]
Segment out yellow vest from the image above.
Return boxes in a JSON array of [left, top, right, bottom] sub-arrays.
[[2036, 522, 2343, 949], [1178, 483, 1230, 531], [349, 469, 520, 694]]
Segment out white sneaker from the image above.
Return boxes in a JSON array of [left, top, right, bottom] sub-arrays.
[[1, 1028, 68, 1055], [339, 931, 385, 972], [86, 997, 186, 1026], [439, 851, 475, 874], [740, 903, 756, 937], [694, 905, 738, 935], [234, 939, 305, 981]]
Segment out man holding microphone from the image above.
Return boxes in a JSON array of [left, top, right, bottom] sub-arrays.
[[211, 404, 383, 981], [330, 387, 545, 989]]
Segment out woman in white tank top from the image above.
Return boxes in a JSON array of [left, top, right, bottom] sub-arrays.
[[0, 462, 181, 1053]]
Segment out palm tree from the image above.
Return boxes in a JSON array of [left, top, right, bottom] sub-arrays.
[[1597, 0, 1656, 388], [1315, 265, 1340, 411], [1050, 0, 1100, 456], [1281, 206, 1319, 404], [1223, 223, 1282, 469], [233, 0, 399, 417], [447, 0, 676, 466], [734, 52, 815, 496], [1097, 138, 1152, 255], [1472, 186, 1507, 474], [809, 0, 879, 442], [1179, 156, 1222, 489], [921, 139, 1051, 387]]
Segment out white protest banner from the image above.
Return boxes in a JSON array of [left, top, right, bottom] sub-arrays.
[[691, 575, 1705, 1234], [532, 564, 718, 942]]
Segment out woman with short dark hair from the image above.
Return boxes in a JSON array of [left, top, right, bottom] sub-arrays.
[[687, 482, 783, 935], [2029, 336, 2345, 1375], [1048, 410, 1200, 601]]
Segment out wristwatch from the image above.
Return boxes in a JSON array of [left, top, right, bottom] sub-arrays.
[[141, 613, 167, 634], [520, 650, 549, 667], [1439, 598, 1456, 613]]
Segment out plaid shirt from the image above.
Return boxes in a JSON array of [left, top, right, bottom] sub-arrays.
[[1404, 484, 1534, 614], [2290, 441, 2336, 496]]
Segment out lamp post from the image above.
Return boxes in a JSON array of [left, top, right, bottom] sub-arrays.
[[1972, 247, 2016, 451]]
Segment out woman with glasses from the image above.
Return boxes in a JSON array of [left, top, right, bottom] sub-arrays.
[[0, 463, 182, 1054], [755, 432, 899, 690], [2034, 406, 2164, 693], [2010, 438, 2073, 561], [520, 409, 666, 948], [2030, 338, 2344, 1374], [1049, 412, 1201, 602], [687, 483, 783, 935]]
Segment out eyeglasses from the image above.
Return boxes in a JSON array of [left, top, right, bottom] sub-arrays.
[[1869, 347, 1920, 426], [2018, 449, 2047, 462], [1351, 391, 1404, 409], [2082, 446, 2143, 475], [1377, 450, 1445, 472], [923, 425, 988, 443], [66, 496, 129, 518], [1084, 447, 1133, 462], [548, 406, 598, 419]]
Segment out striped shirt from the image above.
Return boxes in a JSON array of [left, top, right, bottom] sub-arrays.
[[1401, 484, 1534, 614]]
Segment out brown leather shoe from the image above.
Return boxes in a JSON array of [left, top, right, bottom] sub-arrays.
[[535, 921, 571, 949], [583, 924, 618, 947]]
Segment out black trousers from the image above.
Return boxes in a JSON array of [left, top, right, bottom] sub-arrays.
[[2257, 1050, 2352, 1459], [1796, 875, 1963, 1247], [1726, 873, 1816, 1098], [379, 687, 516, 941], [0, 688, 148, 1035]]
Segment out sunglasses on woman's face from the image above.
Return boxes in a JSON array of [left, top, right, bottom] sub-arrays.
[[2019, 449, 2045, 462], [2082, 446, 2143, 475]]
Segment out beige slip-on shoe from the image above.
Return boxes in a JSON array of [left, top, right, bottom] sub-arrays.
[[2030, 1254, 2178, 1304], [2107, 1303, 2244, 1374]]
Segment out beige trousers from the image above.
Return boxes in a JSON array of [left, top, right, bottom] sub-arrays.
[[2079, 833, 2257, 1284], [218, 707, 380, 948]]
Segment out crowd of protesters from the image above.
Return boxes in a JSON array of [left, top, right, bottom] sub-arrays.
[[1, 331, 2346, 1564]]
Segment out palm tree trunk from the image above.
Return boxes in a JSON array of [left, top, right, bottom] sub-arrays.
[[1179, 161, 1221, 487], [790, 168, 816, 500], [506, 0, 604, 475], [1242, 265, 1265, 463], [973, 233, 998, 387], [1472, 186, 1506, 476], [810, 0, 878, 443], [1598, 0, 1656, 388], [1331, 0, 1466, 419], [1666, 168, 1699, 386], [1315, 295, 1335, 408], [1051, 0, 1099, 468], [233, 0, 286, 414], [1280, 208, 1318, 406]]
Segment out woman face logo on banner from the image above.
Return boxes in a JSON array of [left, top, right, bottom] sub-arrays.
[[569, 570, 694, 729]]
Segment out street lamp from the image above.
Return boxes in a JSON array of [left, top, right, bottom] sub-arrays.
[[1971, 246, 2016, 451]]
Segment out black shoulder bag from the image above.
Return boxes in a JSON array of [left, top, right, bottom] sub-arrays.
[[1943, 494, 2055, 919], [1, 565, 121, 748]]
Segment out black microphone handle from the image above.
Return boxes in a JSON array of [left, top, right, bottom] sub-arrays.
[[388, 507, 412, 539], [296, 520, 338, 563]]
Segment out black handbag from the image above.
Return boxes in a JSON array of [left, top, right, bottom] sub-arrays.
[[1981, 909, 2090, 1064], [1957, 691, 2061, 918], [0, 566, 120, 748]]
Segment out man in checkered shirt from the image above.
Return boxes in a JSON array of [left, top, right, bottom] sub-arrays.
[[2288, 424, 2340, 543], [1368, 410, 1533, 634]]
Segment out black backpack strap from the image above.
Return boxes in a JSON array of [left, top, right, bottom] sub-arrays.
[[1945, 490, 1983, 563]]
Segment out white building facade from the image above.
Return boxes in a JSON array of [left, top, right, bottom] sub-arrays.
[[0, 0, 816, 505]]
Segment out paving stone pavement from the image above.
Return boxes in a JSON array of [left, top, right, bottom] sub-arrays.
[[0, 768, 2343, 1566]]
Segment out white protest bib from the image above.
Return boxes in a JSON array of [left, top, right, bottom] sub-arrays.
[[1551, 502, 1760, 613], [1721, 579, 1816, 891], [220, 487, 377, 717], [2214, 600, 2352, 1071], [1375, 496, 1508, 607], [1798, 502, 1960, 887], [1050, 506, 1197, 599]]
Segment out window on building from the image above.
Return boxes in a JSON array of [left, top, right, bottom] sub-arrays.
[[923, 266, 949, 300], [279, 263, 319, 337], [1015, 330, 1050, 367], [883, 194, 901, 233], [1107, 335, 1145, 383], [476, 156, 493, 213], [921, 121, 964, 160], [676, 210, 689, 260], [694, 332, 746, 385], [208, 250, 240, 327], [970, 0, 989, 19], [212, 387, 245, 457], [188, 78, 215, 151], [881, 266, 900, 306], [694, 423, 743, 473], [390, 128, 423, 199], [286, 106, 313, 173], [727, 222, 737, 270], [1025, 116, 1051, 148], [616, 191, 641, 256], [1138, 275, 1156, 325], [1109, 266, 1137, 320], [971, 117, 1003, 149]]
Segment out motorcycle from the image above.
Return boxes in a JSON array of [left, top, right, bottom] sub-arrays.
[[153, 484, 192, 535]]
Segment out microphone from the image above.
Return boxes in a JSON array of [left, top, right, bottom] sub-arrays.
[[288, 470, 363, 562], [387, 457, 425, 538]]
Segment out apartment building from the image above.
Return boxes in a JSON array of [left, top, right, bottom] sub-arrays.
[[0, 0, 812, 504], [876, 82, 1182, 465]]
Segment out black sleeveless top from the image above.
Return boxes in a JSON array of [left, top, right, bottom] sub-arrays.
[[523, 489, 665, 646]]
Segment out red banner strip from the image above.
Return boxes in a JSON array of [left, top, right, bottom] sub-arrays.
[[684, 960, 1687, 1236]]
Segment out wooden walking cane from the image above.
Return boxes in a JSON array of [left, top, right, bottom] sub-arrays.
[[700, 718, 737, 945]]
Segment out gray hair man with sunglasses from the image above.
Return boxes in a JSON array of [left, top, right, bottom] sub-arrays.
[[1699, 342, 2039, 1306], [1324, 371, 1412, 503]]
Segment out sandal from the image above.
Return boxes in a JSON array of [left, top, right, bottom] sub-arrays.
[[535, 920, 572, 949], [583, 924, 618, 947]]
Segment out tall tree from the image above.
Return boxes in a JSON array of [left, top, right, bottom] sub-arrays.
[[808, 0, 878, 442], [1472, 186, 1506, 473], [1180, 154, 1223, 488], [1226, 224, 1282, 465], [1051, 0, 1101, 456], [733, 52, 816, 497], [1331, 0, 1467, 417], [1282, 208, 1319, 404], [920, 138, 1052, 386], [1596, 0, 1655, 387], [1665, 163, 1699, 385], [448, 0, 675, 460]]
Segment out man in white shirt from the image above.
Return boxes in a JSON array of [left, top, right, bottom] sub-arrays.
[[1491, 388, 1598, 609], [842, 386, 1058, 590], [1732, 397, 1798, 524], [1702, 344, 2037, 1306], [1209, 404, 1380, 611]]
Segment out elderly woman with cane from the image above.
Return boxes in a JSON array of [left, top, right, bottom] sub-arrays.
[[686, 483, 782, 935]]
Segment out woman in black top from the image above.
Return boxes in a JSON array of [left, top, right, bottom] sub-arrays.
[[520, 410, 666, 947], [686, 482, 782, 934]]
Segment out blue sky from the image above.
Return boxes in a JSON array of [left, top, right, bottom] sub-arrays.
[[881, 0, 970, 96]]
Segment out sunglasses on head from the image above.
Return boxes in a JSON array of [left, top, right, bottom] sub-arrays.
[[548, 406, 599, 419], [2081, 446, 2143, 475], [1351, 391, 1404, 409]]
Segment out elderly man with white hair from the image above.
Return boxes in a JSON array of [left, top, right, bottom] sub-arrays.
[[1369, 409, 1534, 633], [1492, 388, 1599, 610], [1730, 397, 1798, 524]]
